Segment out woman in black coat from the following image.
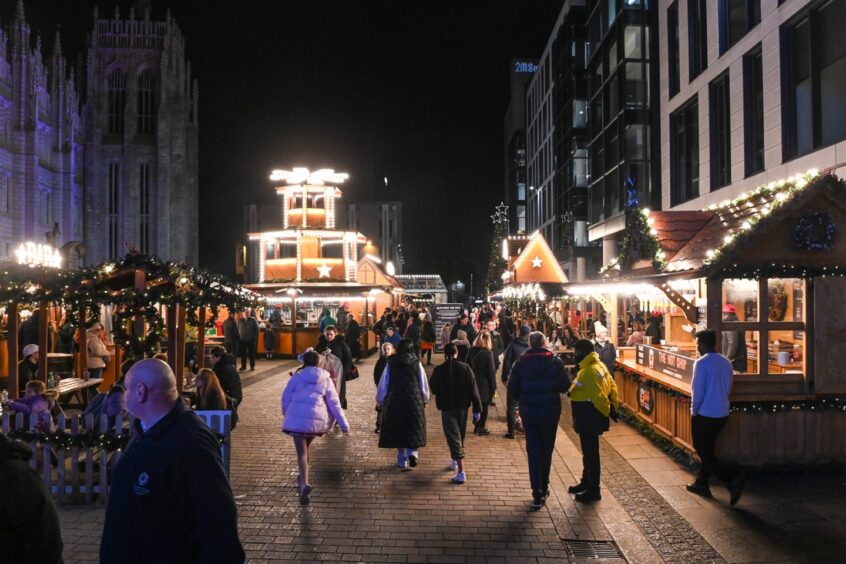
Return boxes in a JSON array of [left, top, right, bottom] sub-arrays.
[[465, 331, 496, 436], [345, 314, 362, 361], [376, 339, 429, 469], [372, 342, 395, 433]]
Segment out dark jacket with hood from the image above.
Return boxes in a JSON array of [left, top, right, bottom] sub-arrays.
[[465, 346, 496, 404], [429, 358, 482, 413], [378, 353, 427, 449], [450, 320, 477, 346], [100, 401, 244, 564], [506, 348, 569, 419], [212, 353, 243, 405], [0, 435, 64, 564], [501, 335, 529, 383]]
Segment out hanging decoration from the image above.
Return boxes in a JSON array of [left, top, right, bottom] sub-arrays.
[[791, 211, 837, 252], [485, 202, 509, 296]]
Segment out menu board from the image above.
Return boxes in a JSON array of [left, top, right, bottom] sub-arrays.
[[636, 344, 694, 385], [432, 303, 464, 352]]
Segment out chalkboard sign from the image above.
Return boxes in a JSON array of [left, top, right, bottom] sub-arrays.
[[636, 344, 694, 385]]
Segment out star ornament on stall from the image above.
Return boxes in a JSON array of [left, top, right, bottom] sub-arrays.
[[491, 202, 509, 224], [531, 256, 543, 269], [317, 263, 332, 278]]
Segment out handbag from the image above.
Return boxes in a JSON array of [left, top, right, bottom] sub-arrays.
[[345, 365, 360, 381]]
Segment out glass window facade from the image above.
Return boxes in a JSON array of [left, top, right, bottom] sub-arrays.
[[667, 2, 680, 97], [709, 72, 731, 189], [743, 45, 764, 176], [670, 96, 699, 205], [688, 0, 708, 79], [720, 0, 761, 53], [782, 1, 846, 160]]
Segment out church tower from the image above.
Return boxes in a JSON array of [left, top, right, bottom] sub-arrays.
[[84, 5, 198, 264]]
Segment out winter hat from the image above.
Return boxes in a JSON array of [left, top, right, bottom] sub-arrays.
[[594, 322, 609, 338], [22, 344, 38, 357], [518, 325, 531, 336], [573, 339, 595, 356]]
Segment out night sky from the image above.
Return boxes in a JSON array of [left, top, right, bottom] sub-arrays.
[[4, 0, 562, 291]]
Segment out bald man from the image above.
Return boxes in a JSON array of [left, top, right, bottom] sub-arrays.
[[100, 359, 244, 564]]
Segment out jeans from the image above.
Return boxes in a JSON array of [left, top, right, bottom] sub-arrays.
[[506, 388, 520, 433], [239, 340, 256, 369], [692, 415, 731, 485], [577, 429, 601, 491], [475, 404, 489, 430], [87, 367, 104, 380], [396, 448, 419, 464], [441, 409, 468, 460], [522, 414, 560, 495], [224, 340, 239, 357]]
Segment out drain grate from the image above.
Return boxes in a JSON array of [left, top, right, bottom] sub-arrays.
[[562, 539, 625, 560]]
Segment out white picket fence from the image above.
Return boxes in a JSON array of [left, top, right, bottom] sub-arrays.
[[0, 410, 232, 504]]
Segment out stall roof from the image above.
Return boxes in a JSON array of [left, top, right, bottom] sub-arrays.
[[394, 274, 448, 293]]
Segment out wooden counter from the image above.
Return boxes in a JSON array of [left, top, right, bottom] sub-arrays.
[[257, 327, 321, 357]]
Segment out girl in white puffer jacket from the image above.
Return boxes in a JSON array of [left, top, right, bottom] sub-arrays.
[[282, 349, 349, 504]]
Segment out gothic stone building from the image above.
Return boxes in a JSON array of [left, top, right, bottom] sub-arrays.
[[0, 2, 198, 267]]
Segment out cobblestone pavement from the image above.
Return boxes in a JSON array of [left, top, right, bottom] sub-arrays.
[[55, 354, 846, 563]]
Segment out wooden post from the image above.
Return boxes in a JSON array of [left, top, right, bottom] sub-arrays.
[[176, 305, 186, 392], [7, 303, 18, 398], [197, 307, 207, 370], [133, 269, 146, 354], [78, 306, 88, 379], [38, 301, 49, 383], [707, 277, 722, 351], [166, 305, 177, 372]]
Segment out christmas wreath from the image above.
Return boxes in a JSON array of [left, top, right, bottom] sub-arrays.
[[792, 211, 837, 252]]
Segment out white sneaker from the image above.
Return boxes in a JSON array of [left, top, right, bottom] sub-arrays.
[[397, 459, 409, 469], [451, 471, 466, 484], [449, 459, 458, 471]]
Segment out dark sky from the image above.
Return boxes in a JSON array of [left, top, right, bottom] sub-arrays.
[[5, 0, 562, 291]]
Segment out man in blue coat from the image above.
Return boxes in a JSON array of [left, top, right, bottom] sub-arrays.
[[507, 332, 569, 510], [100, 359, 244, 564]]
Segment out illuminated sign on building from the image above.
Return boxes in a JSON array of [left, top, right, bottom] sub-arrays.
[[15, 242, 62, 268], [514, 61, 538, 73]]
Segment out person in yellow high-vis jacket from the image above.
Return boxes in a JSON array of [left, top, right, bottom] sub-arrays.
[[568, 339, 620, 503]]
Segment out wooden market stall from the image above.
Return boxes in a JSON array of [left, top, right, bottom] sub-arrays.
[[572, 171, 846, 465]]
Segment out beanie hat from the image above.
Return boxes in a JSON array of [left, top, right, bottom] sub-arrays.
[[22, 344, 38, 357], [594, 321, 609, 336], [518, 325, 531, 336], [573, 339, 594, 356]]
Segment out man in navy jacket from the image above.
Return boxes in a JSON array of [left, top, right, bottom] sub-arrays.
[[507, 332, 569, 510], [100, 359, 244, 564]]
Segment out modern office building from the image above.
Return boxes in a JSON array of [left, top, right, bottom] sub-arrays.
[[339, 200, 403, 274], [0, 2, 199, 267], [584, 0, 662, 264], [658, 0, 846, 214], [503, 58, 537, 234]]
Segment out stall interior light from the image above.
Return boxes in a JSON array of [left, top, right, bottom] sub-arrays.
[[566, 282, 661, 296], [16, 242, 62, 268], [503, 283, 546, 301], [265, 295, 369, 304]]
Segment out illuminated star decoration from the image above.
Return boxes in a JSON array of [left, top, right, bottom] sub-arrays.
[[491, 201, 509, 224], [531, 256, 543, 269], [317, 263, 333, 278]]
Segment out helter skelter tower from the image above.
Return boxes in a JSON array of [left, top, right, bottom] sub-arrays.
[[248, 168, 367, 284]]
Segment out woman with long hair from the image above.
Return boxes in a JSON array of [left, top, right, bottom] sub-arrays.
[[373, 341, 395, 433], [194, 368, 227, 411], [282, 350, 349, 504], [466, 331, 496, 436]]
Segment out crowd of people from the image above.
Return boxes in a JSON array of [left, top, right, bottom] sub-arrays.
[[0, 299, 744, 563]]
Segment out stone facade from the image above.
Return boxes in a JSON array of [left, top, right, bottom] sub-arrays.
[[0, 2, 198, 267]]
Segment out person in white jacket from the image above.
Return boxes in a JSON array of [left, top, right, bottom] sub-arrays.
[[282, 349, 349, 504], [86, 324, 111, 379]]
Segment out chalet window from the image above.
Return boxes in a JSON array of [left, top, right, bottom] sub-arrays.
[[721, 278, 806, 376]]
